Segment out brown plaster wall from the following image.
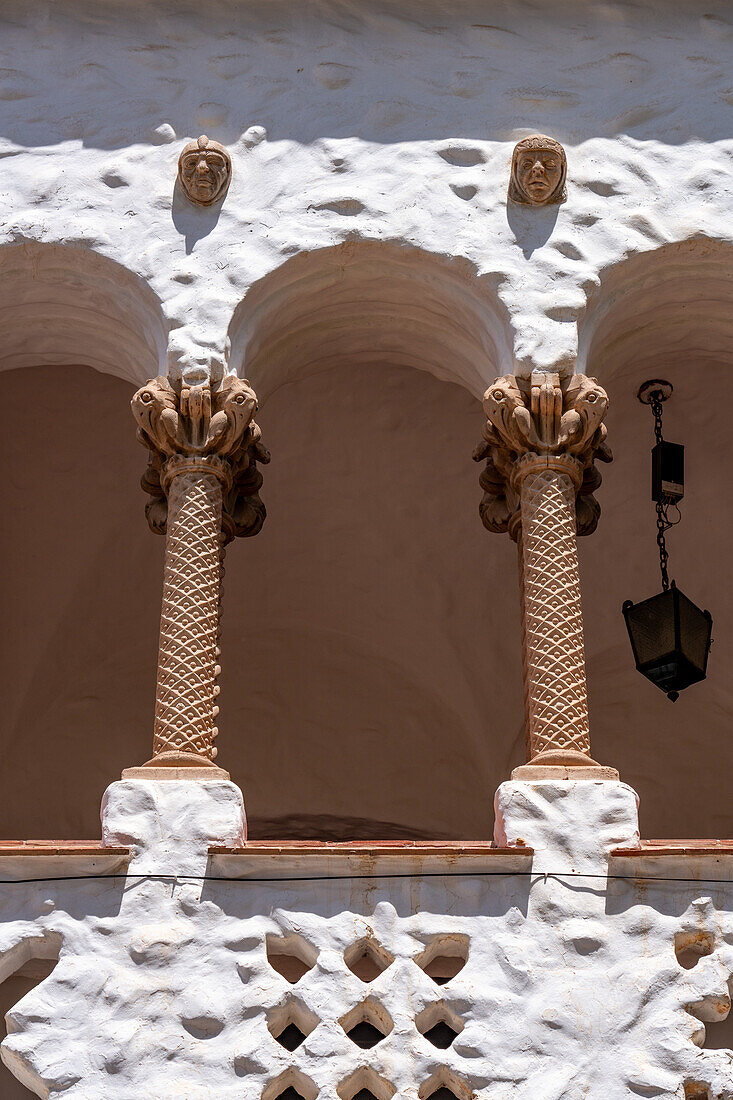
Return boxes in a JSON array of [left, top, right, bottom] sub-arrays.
[[0, 362, 728, 841]]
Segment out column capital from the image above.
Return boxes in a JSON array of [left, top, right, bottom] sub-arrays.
[[510, 451, 584, 494], [132, 374, 270, 543], [473, 371, 612, 539]]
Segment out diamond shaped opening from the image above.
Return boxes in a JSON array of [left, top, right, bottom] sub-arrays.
[[277, 1024, 306, 1052], [337, 1068, 395, 1100], [340, 998, 393, 1049], [266, 933, 318, 984], [263, 1069, 319, 1100], [415, 1002, 464, 1050], [268, 999, 319, 1052], [418, 1068, 473, 1100], [347, 1022, 383, 1049], [415, 935, 468, 986], [424, 1022, 459, 1049], [344, 937, 394, 983]]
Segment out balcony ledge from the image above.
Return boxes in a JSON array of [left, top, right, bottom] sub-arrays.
[[208, 841, 534, 879], [609, 840, 733, 881], [0, 842, 131, 880]]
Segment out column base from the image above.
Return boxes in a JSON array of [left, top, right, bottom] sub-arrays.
[[512, 747, 619, 781], [511, 763, 619, 780], [122, 751, 230, 781]]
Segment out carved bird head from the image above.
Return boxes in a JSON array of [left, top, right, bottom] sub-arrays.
[[131, 376, 180, 456], [208, 375, 258, 456], [563, 375, 609, 449], [483, 376, 524, 427]]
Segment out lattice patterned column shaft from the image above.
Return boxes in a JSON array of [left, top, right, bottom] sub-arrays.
[[126, 374, 268, 779], [516, 456, 591, 764], [515, 529, 532, 763], [152, 457, 229, 766], [474, 371, 616, 777]]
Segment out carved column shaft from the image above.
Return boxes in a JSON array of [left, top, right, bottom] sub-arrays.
[[475, 371, 614, 775], [153, 458, 227, 764], [126, 374, 268, 778], [515, 530, 532, 763], [517, 458, 590, 763]]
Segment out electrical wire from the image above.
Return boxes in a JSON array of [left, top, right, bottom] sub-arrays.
[[1, 870, 733, 886]]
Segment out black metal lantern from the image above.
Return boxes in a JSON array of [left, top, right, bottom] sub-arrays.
[[622, 380, 713, 702]]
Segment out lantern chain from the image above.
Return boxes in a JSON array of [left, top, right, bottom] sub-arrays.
[[649, 390, 680, 593]]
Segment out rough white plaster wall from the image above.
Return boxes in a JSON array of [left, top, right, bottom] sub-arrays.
[[1, 780, 733, 1098], [2, 4, 733, 1095], [1, 0, 733, 386]]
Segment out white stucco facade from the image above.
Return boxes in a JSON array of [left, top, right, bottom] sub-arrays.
[[3, 778, 733, 1099], [2, 0, 733, 1096], [2, 0, 733, 392]]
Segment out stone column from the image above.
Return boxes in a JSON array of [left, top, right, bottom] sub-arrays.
[[474, 371, 616, 778], [124, 374, 269, 778]]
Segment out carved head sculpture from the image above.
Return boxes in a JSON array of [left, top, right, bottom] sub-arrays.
[[509, 135, 567, 206], [177, 135, 232, 206]]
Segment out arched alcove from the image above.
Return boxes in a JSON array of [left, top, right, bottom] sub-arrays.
[[0, 242, 167, 385], [578, 239, 733, 385], [575, 239, 733, 838], [227, 241, 514, 401], [220, 242, 523, 839]]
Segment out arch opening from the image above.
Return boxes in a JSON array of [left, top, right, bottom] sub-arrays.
[[222, 244, 521, 841], [227, 241, 513, 402], [578, 239, 733, 387], [0, 242, 167, 385]]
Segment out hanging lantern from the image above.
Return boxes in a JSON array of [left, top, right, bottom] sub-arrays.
[[621, 380, 713, 702]]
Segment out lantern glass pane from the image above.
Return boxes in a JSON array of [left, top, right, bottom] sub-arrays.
[[677, 589, 711, 673], [624, 590, 676, 667]]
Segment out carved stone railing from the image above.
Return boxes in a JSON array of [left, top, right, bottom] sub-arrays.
[[474, 371, 615, 775], [127, 374, 269, 776]]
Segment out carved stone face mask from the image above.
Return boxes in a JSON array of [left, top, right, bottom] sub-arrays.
[[509, 135, 567, 206], [178, 135, 232, 206]]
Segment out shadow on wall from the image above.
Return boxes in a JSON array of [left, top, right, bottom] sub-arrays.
[[221, 240, 522, 839], [219, 357, 526, 841], [0, 243, 170, 840], [0, 363, 160, 839]]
